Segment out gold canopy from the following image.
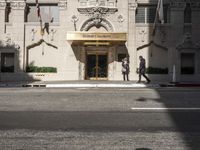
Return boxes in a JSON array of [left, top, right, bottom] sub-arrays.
[[66, 32, 127, 46]]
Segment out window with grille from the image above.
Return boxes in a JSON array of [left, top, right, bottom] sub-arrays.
[[136, 5, 169, 23]]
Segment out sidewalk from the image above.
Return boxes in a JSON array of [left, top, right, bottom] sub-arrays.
[[0, 80, 159, 88], [0, 80, 200, 88]]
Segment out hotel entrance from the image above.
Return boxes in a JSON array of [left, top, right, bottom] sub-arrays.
[[66, 32, 127, 80], [86, 52, 108, 80]]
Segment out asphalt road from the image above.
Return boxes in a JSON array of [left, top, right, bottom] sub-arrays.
[[0, 87, 200, 150]]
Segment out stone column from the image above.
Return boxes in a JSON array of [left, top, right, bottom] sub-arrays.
[[127, 0, 137, 80], [10, 0, 26, 72], [191, 2, 200, 74], [191, 2, 200, 41], [58, 0, 70, 77], [168, 1, 185, 82], [0, 0, 6, 35]]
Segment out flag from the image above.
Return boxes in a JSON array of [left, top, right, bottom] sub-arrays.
[[36, 0, 41, 19], [158, 0, 164, 24], [36, 0, 44, 36], [152, 0, 164, 36]]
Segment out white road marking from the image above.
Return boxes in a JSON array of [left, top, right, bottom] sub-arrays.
[[131, 108, 200, 110]]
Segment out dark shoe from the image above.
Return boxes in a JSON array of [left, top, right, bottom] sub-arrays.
[[147, 80, 151, 84], [137, 81, 141, 83]]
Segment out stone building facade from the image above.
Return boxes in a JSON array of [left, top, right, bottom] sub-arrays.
[[0, 0, 200, 82]]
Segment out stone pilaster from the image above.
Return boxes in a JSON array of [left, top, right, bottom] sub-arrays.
[[191, 2, 200, 41], [128, 0, 137, 80], [169, 1, 186, 81], [58, 0, 69, 74], [11, 0, 26, 72], [0, 0, 6, 35]]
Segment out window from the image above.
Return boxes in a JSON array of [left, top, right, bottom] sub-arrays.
[[1, 53, 15, 73], [136, 5, 168, 23], [26, 4, 59, 22], [181, 53, 195, 74]]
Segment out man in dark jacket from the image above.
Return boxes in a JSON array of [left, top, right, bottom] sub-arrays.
[[137, 56, 150, 83]]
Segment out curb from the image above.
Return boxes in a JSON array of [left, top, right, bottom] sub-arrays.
[[1, 83, 200, 88], [22, 83, 159, 88]]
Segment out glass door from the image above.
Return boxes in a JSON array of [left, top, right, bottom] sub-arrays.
[[86, 53, 108, 80]]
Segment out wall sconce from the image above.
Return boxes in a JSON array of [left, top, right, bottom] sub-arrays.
[[31, 29, 37, 41], [71, 15, 79, 31], [50, 29, 57, 41]]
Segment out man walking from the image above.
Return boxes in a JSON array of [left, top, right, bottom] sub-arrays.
[[137, 56, 151, 83]]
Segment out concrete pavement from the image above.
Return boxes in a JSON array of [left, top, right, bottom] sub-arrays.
[[0, 88, 200, 149]]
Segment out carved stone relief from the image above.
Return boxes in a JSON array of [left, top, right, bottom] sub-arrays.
[[177, 34, 200, 50], [0, 33, 20, 49], [138, 28, 147, 43], [80, 18, 113, 31], [78, 0, 117, 31]]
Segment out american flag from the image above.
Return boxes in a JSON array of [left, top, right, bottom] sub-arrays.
[[152, 0, 164, 36], [36, 0, 41, 19]]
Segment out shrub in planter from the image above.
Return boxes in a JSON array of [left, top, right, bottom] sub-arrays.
[[146, 67, 168, 74], [1, 66, 14, 72], [26, 66, 57, 73], [181, 67, 194, 74], [136, 67, 168, 74]]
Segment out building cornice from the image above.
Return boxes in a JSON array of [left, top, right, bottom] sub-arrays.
[[191, 2, 200, 10], [0, 1, 6, 10], [129, 0, 137, 11], [170, 0, 185, 10], [58, 0, 67, 10], [11, 1, 26, 10]]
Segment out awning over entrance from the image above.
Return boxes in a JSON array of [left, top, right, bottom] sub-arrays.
[[66, 32, 127, 46]]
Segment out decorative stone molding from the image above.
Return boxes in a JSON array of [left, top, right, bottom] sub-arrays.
[[78, 1, 117, 31], [78, 6, 117, 16], [58, 0, 67, 10], [170, 0, 186, 9], [128, 1, 138, 11], [0, 1, 6, 10], [79, 6, 117, 31], [78, 0, 118, 8], [117, 15, 124, 23], [138, 28, 147, 43], [80, 18, 114, 32], [0, 34, 20, 49], [177, 34, 200, 50], [31, 29, 37, 41], [71, 15, 79, 31], [50, 29, 56, 41], [11, 1, 26, 10], [191, 2, 200, 10]]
